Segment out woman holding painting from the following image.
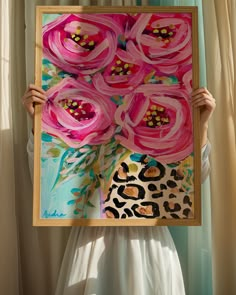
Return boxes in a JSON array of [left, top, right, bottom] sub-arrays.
[[22, 82, 215, 295]]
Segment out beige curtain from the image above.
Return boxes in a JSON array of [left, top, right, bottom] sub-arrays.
[[203, 1, 236, 294]]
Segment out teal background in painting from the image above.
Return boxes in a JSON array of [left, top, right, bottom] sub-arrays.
[[43, 14, 61, 25], [40, 142, 102, 219]]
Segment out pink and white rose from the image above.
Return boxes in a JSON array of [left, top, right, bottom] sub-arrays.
[[43, 14, 124, 75], [126, 13, 192, 68], [93, 48, 145, 96], [114, 84, 193, 163], [42, 78, 116, 147]]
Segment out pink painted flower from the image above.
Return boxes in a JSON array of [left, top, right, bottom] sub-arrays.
[[42, 78, 116, 147], [126, 13, 192, 67], [43, 14, 124, 75], [114, 84, 193, 163], [92, 47, 145, 96]]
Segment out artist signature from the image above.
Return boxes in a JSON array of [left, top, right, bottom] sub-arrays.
[[43, 210, 67, 218]]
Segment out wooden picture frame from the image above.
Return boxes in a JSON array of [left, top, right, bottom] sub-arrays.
[[34, 6, 200, 226]]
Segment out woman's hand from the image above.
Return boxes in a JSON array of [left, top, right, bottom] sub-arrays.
[[191, 87, 216, 146], [22, 84, 47, 119]]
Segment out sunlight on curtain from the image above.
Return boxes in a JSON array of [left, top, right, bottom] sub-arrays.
[[0, 0, 20, 294], [203, 1, 236, 294], [0, 0, 10, 130], [143, 1, 213, 295]]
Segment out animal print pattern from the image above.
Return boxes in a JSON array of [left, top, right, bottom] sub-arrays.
[[103, 153, 194, 219]]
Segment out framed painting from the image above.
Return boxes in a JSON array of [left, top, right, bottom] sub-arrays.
[[34, 6, 200, 226]]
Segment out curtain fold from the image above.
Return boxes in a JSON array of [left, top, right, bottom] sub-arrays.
[[202, 1, 236, 294]]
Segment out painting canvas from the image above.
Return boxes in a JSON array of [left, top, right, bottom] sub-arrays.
[[34, 6, 200, 226]]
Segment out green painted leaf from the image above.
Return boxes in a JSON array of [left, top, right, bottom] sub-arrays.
[[110, 95, 123, 105], [81, 178, 92, 186], [58, 142, 69, 149], [187, 169, 193, 176], [147, 159, 157, 167], [87, 201, 95, 208], [71, 188, 80, 194], [42, 73, 53, 81], [67, 200, 76, 205], [169, 75, 179, 84], [47, 148, 61, 157], [89, 170, 95, 178], [42, 132, 53, 142], [167, 162, 181, 168], [42, 85, 49, 91], [42, 59, 52, 65], [130, 153, 144, 162]]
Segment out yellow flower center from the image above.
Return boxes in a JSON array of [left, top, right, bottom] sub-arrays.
[[110, 59, 134, 77], [61, 98, 95, 122], [70, 28, 96, 51], [143, 104, 170, 128]]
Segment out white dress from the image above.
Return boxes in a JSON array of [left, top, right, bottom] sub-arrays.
[[27, 133, 211, 295]]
